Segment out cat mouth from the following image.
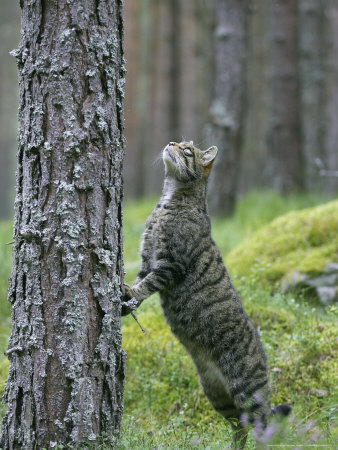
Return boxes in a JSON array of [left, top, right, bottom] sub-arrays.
[[163, 145, 176, 162], [163, 146, 179, 174]]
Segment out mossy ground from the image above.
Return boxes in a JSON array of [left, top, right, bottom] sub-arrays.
[[227, 199, 338, 286], [0, 191, 337, 448]]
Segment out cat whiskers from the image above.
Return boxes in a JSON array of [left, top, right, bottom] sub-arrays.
[[153, 152, 163, 166]]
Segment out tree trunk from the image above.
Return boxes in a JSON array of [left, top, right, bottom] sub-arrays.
[[206, 0, 248, 216], [135, 0, 153, 197], [194, 0, 215, 146], [323, 0, 338, 193], [168, 0, 182, 142], [0, 1, 20, 219], [241, 0, 270, 192], [124, 0, 140, 198], [0, 0, 126, 448], [265, 0, 303, 192], [298, 0, 325, 191]]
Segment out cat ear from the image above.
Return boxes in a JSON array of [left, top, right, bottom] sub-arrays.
[[202, 146, 218, 166]]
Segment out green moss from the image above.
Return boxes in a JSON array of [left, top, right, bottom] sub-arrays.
[[0, 358, 9, 394], [226, 200, 338, 286], [0, 221, 13, 318], [0, 358, 9, 418]]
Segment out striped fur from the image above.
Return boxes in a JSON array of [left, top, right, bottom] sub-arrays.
[[122, 141, 290, 448]]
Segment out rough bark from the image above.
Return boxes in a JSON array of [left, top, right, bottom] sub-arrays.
[[206, 0, 248, 215], [298, 0, 325, 191], [265, 0, 303, 192], [0, 0, 126, 448]]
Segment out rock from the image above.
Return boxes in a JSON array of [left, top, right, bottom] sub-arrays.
[[308, 388, 328, 397], [281, 271, 307, 293], [305, 273, 338, 288], [281, 262, 338, 306], [316, 286, 338, 306], [325, 263, 338, 272]]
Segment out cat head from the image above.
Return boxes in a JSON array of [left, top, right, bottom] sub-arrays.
[[163, 141, 218, 182]]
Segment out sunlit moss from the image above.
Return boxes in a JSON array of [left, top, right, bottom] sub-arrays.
[[226, 200, 338, 285]]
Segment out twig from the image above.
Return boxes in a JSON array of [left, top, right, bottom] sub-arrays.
[[131, 312, 146, 334], [5, 346, 23, 356], [6, 241, 14, 245]]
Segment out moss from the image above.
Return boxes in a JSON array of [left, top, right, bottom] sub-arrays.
[[0, 358, 9, 418], [0, 358, 9, 394], [0, 221, 13, 318], [226, 200, 338, 286]]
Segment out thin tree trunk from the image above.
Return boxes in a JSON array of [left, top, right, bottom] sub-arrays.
[[194, 0, 216, 146], [265, 0, 303, 192], [323, 0, 338, 193], [124, 0, 140, 198], [168, 0, 182, 142], [180, 0, 197, 141], [135, 0, 153, 197], [0, 1, 126, 448], [0, 1, 20, 219], [206, 0, 248, 215], [298, 0, 325, 191], [241, 0, 269, 191]]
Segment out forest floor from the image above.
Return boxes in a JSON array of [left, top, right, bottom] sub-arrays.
[[0, 191, 337, 449]]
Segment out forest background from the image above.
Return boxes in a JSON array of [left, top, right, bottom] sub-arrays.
[[0, 0, 337, 448]]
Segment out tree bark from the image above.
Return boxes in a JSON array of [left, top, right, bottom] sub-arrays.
[[0, 0, 126, 448], [265, 0, 304, 192], [206, 0, 248, 216]]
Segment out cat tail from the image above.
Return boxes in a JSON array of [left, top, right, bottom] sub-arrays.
[[271, 404, 292, 417]]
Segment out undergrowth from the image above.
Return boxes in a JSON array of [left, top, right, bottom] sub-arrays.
[[227, 199, 338, 286], [0, 190, 337, 448]]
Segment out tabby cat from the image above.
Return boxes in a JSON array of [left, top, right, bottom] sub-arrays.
[[122, 141, 290, 448]]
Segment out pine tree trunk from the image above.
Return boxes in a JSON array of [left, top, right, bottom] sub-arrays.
[[0, 1, 126, 448], [124, 0, 140, 198], [206, 0, 248, 216], [265, 0, 303, 192], [298, 0, 325, 191], [0, 1, 20, 219], [323, 0, 338, 193], [241, 0, 270, 191], [168, 0, 182, 142], [194, 0, 215, 146]]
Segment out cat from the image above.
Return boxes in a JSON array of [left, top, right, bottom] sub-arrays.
[[122, 141, 291, 448]]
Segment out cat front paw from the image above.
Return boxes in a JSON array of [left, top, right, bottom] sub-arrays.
[[121, 297, 139, 316], [123, 283, 134, 300]]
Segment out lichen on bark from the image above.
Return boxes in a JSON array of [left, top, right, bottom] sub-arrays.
[[0, 1, 126, 448]]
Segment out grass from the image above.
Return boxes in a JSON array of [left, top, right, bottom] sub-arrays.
[[0, 190, 337, 448]]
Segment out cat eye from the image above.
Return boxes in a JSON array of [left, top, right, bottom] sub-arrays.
[[183, 148, 193, 156]]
